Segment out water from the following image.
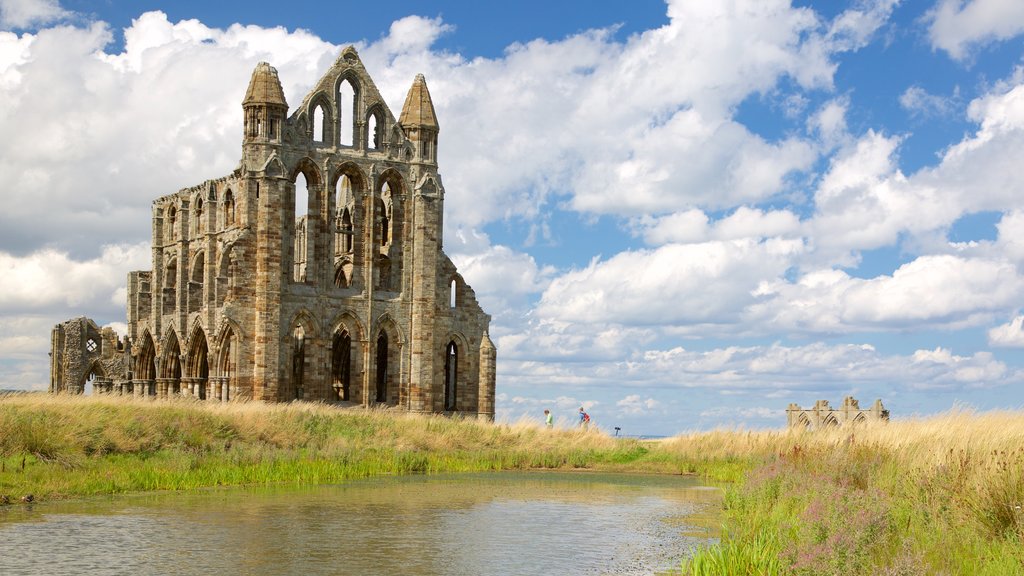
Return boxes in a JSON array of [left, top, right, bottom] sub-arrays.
[[0, 472, 721, 576]]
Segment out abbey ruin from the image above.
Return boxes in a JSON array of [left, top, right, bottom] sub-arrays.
[[786, 397, 889, 428], [49, 47, 496, 418]]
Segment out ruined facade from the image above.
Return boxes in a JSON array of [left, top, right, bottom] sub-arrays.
[[786, 397, 888, 428], [50, 48, 497, 418]]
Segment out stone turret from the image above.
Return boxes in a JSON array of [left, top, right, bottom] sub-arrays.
[[399, 74, 439, 164], [242, 62, 288, 152]]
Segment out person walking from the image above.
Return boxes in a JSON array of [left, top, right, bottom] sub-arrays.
[[544, 409, 553, 428], [578, 407, 590, 430]]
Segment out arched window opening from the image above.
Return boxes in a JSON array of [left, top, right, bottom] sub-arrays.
[[450, 279, 457, 309], [224, 190, 235, 227], [334, 263, 351, 288], [332, 331, 352, 401], [292, 326, 306, 400], [194, 199, 204, 235], [375, 333, 388, 403], [339, 79, 355, 147], [341, 208, 353, 253], [313, 105, 325, 142], [294, 173, 309, 283], [444, 341, 458, 411], [375, 197, 389, 247], [167, 206, 177, 242], [336, 175, 354, 256], [368, 113, 379, 149]]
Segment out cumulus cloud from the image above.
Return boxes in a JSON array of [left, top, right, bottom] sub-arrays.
[[617, 394, 661, 415], [927, 0, 1024, 61], [0, 0, 69, 29], [988, 315, 1024, 347]]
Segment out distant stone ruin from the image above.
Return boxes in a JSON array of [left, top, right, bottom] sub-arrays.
[[786, 396, 889, 428]]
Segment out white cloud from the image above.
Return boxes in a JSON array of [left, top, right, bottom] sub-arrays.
[[536, 238, 803, 326], [751, 255, 1024, 333], [988, 315, 1024, 347], [0, 0, 69, 29], [0, 243, 150, 313], [617, 394, 661, 415], [927, 0, 1024, 61], [900, 85, 958, 118]]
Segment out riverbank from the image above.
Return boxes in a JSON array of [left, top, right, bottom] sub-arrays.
[[3, 396, 1021, 574], [0, 394, 738, 501]]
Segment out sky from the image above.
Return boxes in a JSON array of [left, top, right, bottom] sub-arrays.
[[2, 0, 1024, 435]]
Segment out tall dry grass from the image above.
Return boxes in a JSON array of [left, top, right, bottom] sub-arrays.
[[672, 409, 1024, 576], [0, 394, 640, 501]]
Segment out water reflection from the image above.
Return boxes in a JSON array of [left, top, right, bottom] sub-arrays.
[[0, 472, 720, 575]]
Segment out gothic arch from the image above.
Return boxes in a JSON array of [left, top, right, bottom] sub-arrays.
[[442, 332, 470, 412], [160, 330, 182, 395], [335, 73, 361, 147], [185, 323, 210, 400], [371, 313, 403, 406], [307, 91, 334, 145], [136, 331, 157, 381], [365, 103, 386, 149], [215, 322, 239, 401], [260, 155, 287, 178]]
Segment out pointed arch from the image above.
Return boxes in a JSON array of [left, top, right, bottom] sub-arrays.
[[366, 104, 385, 150], [329, 311, 364, 404], [160, 330, 182, 395], [336, 75, 360, 147], [444, 340, 458, 411], [185, 324, 210, 400], [223, 188, 235, 228], [215, 321, 239, 402], [823, 413, 840, 427], [136, 331, 157, 381], [165, 204, 178, 243], [288, 309, 318, 401], [193, 195, 205, 236], [308, 91, 333, 145], [291, 158, 322, 284], [372, 314, 403, 406]]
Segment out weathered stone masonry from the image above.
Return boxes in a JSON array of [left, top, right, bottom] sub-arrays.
[[50, 47, 497, 419]]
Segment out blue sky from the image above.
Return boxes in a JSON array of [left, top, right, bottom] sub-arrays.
[[2, 0, 1024, 435]]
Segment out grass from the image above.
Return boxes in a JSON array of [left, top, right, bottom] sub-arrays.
[[0, 394, 712, 500], [3, 396, 1022, 575], [671, 408, 1024, 575]]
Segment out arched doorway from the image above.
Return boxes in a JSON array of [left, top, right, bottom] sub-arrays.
[[332, 331, 352, 401], [292, 326, 306, 400], [444, 341, 458, 411], [375, 333, 388, 403], [187, 328, 209, 400]]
